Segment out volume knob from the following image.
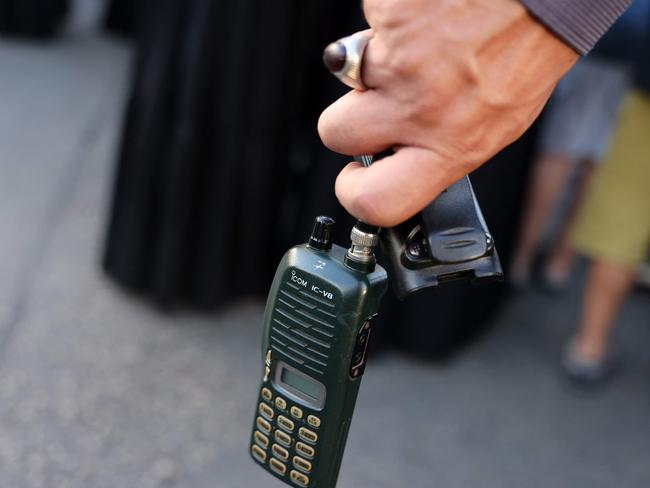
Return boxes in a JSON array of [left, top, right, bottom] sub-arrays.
[[308, 216, 335, 251]]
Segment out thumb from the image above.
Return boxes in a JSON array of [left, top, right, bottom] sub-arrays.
[[335, 146, 466, 227]]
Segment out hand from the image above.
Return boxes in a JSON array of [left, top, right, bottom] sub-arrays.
[[318, 0, 578, 227]]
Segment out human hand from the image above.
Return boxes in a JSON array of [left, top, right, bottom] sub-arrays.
[[318, 0, 578, 227]]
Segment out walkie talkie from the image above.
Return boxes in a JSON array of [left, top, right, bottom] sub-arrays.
[[249, 157, 503, 488], [249, 217, 388, 487], [250, 24, 505, 484]]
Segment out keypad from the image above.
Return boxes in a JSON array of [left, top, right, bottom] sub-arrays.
[[270, 458, 287, 475], [272, 443, 289, 461], [298, 427, 318, 445], [307, 415, 321, 428], [293, 456, 312, 473], [290, 406, 303, 420], [254, 431, 269, 449], [255, 387, 321, 485], [251, 445, 267, 463], [277, 415, 295, 433], [259, 402, 274, 420], [275, 429, 293, 447], [295, 442, 315, 459], [290, 470, 310, 486], [256, 416, 271, 435]]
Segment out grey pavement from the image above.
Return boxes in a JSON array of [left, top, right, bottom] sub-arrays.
[[0, 29, 649, 488]]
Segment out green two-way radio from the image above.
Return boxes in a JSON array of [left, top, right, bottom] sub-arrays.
[[249, 28, 504, 487], [249, 217, 388, 487], [250, 143, 506, 488], [249, 152, 503, 487]]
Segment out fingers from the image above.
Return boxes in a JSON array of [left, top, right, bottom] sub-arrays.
[[360, 34, 391, 90], [319, 30, 399, 155], [334, 146, 464, 227], [318, 89, 403, 155], [318, 89, 396, 156]]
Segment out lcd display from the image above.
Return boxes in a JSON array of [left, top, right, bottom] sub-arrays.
[[280, 368, 322, 401]]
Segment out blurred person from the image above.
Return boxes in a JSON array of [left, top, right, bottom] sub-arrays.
[[563, 25, 650, 385], [510, 1, 648, 289], [638, 259, 650, 289]]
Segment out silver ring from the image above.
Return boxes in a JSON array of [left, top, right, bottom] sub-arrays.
[[323, 31, 373, 91]]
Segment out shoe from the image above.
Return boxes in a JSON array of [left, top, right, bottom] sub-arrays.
[[562, 343, 614, 388], [539, 268, 571, 294], [637, 262, 650, 290]]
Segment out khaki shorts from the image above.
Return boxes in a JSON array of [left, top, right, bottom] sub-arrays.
[[572, 90, 650, 267]]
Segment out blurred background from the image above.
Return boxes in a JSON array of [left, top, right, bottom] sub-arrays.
[[0, 0, 648, 486]]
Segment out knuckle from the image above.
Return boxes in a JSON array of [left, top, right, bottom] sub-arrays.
[[383, 48, 419, 80], [367, 0, 412, 30]]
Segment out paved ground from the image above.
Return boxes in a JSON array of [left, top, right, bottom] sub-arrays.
[[0, 26, 649, 488]]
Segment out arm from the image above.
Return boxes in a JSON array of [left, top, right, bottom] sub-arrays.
[[318, 0, 627, 227]]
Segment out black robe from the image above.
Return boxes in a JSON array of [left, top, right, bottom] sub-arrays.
[[104, 0, 537, 359], [0, 0, 68, 38]]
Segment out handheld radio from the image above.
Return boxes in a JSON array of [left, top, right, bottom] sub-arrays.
[[249, 153, 503, 487], [249, 30, 504, 487], [249, 216, 388, 487]]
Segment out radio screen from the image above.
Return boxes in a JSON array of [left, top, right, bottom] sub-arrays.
[[280, 368, 322, 401]]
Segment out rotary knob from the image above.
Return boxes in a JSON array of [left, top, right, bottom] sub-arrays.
[[308, 216, 335, 251]]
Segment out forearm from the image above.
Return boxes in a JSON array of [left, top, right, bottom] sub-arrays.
[[520, 0, 632, 54]]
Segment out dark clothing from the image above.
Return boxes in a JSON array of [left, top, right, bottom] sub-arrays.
[[0, 0, 68, 38], [521, 0, 632, 54], [590, 0, 649, 63], [104, 0, 142, 37], [635, 9, 650, 94], [637, 62, 650, 95], [103, 0, 538, 359]]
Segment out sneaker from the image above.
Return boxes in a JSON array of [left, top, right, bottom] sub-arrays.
[[562, 344, 614, 387]]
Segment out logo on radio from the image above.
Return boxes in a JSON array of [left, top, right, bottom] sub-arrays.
[[290, 270, 308, 287], [290, 271, 334, 300]]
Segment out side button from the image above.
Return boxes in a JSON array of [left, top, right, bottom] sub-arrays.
[[349, 318, 373, 378]]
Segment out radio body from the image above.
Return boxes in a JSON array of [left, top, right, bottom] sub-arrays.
[[249, 219, 387, 488]]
